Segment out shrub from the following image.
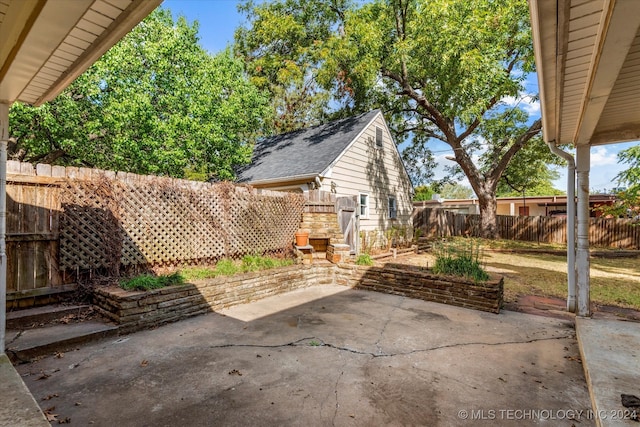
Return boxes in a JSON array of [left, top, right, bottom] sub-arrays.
[[432, 239, 489, 282], [120, 272, 184, 291], [355, 254, 374, 266]]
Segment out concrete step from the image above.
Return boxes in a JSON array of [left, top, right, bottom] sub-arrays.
[[6, 320, 119, 363], [7, 305, 93, 330]]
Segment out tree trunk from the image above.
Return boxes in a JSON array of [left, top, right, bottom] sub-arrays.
[[477, 190, 498, 239]]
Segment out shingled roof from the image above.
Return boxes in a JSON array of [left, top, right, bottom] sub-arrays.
[[236, 109, 381, 184]]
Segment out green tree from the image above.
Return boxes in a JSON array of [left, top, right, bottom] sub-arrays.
[[439, 183, 474, 200], [413, 184, 435, 201], [603, 145, 640, 219], [10, 8, 270, 180], [237, 0, 543, 237], [235, 0, 348, 133], [495, 136, 564, 197]]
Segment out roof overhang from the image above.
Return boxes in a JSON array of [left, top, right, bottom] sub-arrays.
[[0, 0, 162, 106], [241, 173, 321, 187], [530, 0, 640, 146]]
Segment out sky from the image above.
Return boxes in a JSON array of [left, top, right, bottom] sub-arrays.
[[162, 0, 639, 194]]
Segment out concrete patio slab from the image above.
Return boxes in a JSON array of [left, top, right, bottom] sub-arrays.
[[576, 317, 640, 427], [16, 285, 594, 426], [0, 354, 49, 427], [7, 320, 118, 363]]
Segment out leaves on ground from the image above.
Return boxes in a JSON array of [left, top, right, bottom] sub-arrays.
[[44, 407, 58, 422]]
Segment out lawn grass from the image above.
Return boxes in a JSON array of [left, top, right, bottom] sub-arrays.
[[412, 238, 640, 310]]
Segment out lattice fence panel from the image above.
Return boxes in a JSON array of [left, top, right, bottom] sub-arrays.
[[227, 187, 305, 257], [60, 178, 122, 272], [59, 174, 305, 273]]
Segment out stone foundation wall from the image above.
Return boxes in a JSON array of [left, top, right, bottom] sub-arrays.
[[94, 262, 503, 333]]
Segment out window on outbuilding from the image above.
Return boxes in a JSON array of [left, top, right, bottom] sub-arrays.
[[359, 193, 369, 218], [388, 196, 397, 219], [375, 126, 383, 149]]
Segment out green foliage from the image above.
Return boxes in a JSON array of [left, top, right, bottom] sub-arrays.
[[355, 254, 374, 266], [241, 254, 293, 272], [413, 185, 435, 202], [235, 0, 345, 132], [236, 0, 543, 237], [439, 183, 475, 200], [10, 8, 270, 180], [120, 272, 184, 291], [179, 267, 218, 281], [214, 259, 240, 276], [179, 256, 294, 280], [432, 239, 489, 282], [495, 137, 564, 197], [600, 145, 640, 221]]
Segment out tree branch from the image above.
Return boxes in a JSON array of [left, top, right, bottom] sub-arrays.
[[491, 119, 542, 182]]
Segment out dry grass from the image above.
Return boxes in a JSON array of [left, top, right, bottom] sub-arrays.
[[402, 238, 640, 310], [484, 252, 640, 310]]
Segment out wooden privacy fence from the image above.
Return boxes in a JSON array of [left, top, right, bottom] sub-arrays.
[[304, 189, 336, 213], [413, 207, 640, 249], [6, 161, 306, 301]]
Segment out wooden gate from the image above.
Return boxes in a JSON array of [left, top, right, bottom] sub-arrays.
[[6, 175, 65, 304], [337, 196, 358, 254]]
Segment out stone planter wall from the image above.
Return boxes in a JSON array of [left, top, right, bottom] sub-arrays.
[[93, 265, 334, 332], [335, 263, 503, 314], [94, 262, 503, 333]]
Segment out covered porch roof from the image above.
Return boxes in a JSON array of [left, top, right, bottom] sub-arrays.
[[529, 0, 640, 317], [0, 0, 161, 106], [529, 0, 640, 147]]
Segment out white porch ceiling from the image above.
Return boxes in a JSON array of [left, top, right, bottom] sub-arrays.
[[0, 0, 161, 106], [529, 0, 640, 146]]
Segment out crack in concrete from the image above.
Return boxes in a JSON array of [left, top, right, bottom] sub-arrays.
[[6, 330, 24, 347], [331, 370, 344, 427], [204, 334, 575, 358], [374, 297, 405, 355]]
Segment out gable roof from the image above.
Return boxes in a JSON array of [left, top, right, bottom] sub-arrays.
[[237, 109, 381, 184]]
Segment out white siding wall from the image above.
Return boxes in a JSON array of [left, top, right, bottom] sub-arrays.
[[320, 114, 414, 239]]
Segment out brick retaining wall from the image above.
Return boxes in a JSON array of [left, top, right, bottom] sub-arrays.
[[94, 262, 503, 333]]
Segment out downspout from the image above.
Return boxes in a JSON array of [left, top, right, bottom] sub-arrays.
[[0, 103, 8, 353], [547, 140, 576, 313]]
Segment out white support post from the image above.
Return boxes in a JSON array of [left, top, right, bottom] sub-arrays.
[[576, 145, 590, 317], [547, 141, 576, 312], [0, 103, 8, 353]]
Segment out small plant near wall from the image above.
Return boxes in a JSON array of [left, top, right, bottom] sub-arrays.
[[121, 256, 297, 291], [120, 272, 184, 291], [355, 253, 374, 266], [360, 231, 375, 254], [413, 227, 423, 243], [432, 239, 489, 282]]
